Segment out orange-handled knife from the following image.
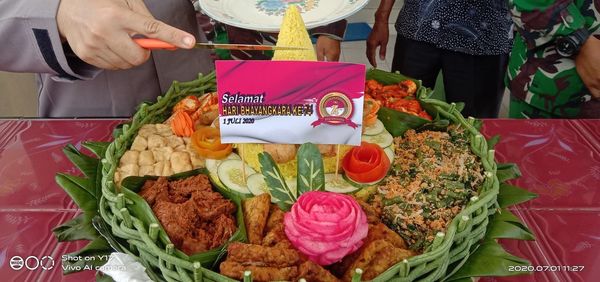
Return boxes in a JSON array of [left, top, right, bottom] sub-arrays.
[[134, 38, 307, 51]]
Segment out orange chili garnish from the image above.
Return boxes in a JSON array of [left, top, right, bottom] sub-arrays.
[[170, 111, 194, 137]]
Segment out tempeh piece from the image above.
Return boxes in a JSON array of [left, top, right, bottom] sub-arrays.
[[219, 261, 298, 282], [243, 193, 271, 244], [342, 239, 416, 281], [226, 242, 300, 267], [298, 260, 341, 282]]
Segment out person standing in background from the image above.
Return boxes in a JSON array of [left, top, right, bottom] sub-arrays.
[[507, 0, 600, 118], [366, 0, 513, 118], [0, 0, 211, 117]]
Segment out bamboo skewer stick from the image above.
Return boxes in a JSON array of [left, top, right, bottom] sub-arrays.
[[335, 144, 341, 180], [241, 144, 247, 185]]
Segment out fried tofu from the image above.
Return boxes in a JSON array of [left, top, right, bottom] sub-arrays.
[[243, 193, 271, 244]]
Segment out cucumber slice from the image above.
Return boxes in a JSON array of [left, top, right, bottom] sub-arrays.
[[363, 119, 385, 136], [324, 174, 360, 194], [247, 173, 268, 196], [343, 173, 386, 189], [217, 159, 255, 194], [206, 153, 241, 175], [384, 146, 395, 164], [363, 131, 393, 148]]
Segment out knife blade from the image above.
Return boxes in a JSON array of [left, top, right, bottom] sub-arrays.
[[134, 38, 307, 51]]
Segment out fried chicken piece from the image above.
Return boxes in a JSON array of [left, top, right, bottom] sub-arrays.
[[263, 144, 297, 163], [341, 240, 416, 281], [227, 242, 300, 267], [243, 194, 271, 244], [317, 144, 337, 157], [193, 191, 236, 221], [208, 214, 237, 249], [220, 261, 298, 282], [298, 260, 341, 282], [181, 231, 210, 255], [168, 174, 212, 203], [152, 199, 198, 246], [138, 177, 169, 206], [140, 175, 238, 256]]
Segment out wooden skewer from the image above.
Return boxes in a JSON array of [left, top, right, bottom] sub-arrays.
[[241, 144, 247, 185], [335, 144, 341, 180]]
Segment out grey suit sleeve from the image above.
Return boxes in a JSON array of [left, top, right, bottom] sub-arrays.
[[0, 0, 99, 80]]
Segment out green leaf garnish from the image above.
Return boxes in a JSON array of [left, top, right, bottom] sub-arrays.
[[296, 143, 325, 194], [259, 152, 295, 210]]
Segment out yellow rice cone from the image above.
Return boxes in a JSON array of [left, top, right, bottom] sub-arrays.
[[272, 5, 317, 61]]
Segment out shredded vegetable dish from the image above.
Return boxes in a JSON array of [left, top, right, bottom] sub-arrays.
[[373, 126, 484, 251]]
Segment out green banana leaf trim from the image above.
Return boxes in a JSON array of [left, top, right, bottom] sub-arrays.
[[486, 209, 535, 241], [446, 240, 531, 280], [497, 183, 538, 208]]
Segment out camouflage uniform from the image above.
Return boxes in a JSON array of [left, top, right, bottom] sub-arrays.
[[507, 0, 600, 118]]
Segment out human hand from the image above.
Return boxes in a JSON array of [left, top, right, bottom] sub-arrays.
[[575, 36, 600, 99], [57, 0, 196, 70], [366, 22, 389, 68], [316, 35, 341, 61]]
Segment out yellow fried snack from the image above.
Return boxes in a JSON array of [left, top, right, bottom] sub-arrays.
[[272, 6, 317, 61], [239, 143, 351, 179], [243, 193, 271, 244]]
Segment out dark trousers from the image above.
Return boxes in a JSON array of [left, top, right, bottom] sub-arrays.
[[391, 36, 508, 118]]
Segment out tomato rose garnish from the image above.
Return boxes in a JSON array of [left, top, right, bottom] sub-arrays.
[[342, 142, 390, 183]]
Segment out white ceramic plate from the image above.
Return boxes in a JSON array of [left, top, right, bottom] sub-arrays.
[[199, 0, 369, 32]]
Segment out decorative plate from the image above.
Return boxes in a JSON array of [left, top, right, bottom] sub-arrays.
[[199, 0, 369, 32]]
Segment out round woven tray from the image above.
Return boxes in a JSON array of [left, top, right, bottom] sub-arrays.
[[99, 71, 500, 282]]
